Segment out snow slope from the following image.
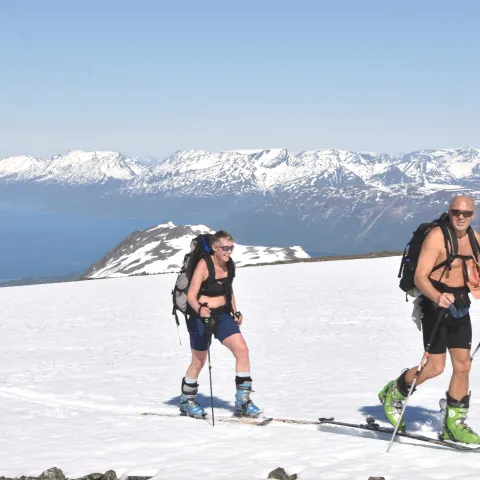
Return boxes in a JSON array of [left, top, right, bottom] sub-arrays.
[[1, 256, 480, 479]]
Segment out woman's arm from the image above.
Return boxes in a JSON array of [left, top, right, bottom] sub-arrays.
[[230, 289, 243, 325], [231, 290, 237, 313], [187, 259, 210, 316]]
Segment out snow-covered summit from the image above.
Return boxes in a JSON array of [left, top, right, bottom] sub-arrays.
[[0, 150, 146, 184], [0, 155, 46, 182], [3, 147, 480, 255], [81, 222, 310, 279], [2, 147, 480, 192]]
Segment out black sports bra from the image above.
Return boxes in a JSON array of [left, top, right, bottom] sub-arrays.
[[200, 276, 228, 297]]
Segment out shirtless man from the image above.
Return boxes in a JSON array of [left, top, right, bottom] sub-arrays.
[[379, 195, 480, 443]]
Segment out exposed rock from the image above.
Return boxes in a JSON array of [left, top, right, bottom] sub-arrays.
[[78, 474, 103, 480], [268, 467, 297, 480], [39, 469, 65, 480], [77, 473, 119, 480], [0, 471, 144, 480]]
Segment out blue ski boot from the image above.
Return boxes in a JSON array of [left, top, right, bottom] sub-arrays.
[[179, 377, 206, 419], [234, 377, 262, 417]]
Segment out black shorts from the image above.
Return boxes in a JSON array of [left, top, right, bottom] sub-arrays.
[[421, 297, 472, 354]]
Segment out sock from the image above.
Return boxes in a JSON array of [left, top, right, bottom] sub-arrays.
[[235, 372, 252, 385], [181, 377, 199, 396], [447, 391, 470, 407], [397, 369, 415, 396], [185, 375, 197, 385]]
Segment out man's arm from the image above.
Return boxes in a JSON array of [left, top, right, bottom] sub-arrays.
[[414, 227, 452, 306]]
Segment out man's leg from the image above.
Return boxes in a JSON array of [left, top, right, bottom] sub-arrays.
[[442, 349, 480, 443], [404, 353, 447, 386], [448, 348, 471, 400], [441, 314, 480, 443], [379, 354, 446, 430]]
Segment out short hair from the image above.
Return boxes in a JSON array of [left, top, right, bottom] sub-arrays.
[[213, 230, 233, 245]]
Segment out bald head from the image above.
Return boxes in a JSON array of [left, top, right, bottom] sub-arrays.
[[450, 195, 475, 211]]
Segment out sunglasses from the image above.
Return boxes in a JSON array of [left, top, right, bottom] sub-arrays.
[[450, 209, 475, 218], [218, 245, 234, 252]]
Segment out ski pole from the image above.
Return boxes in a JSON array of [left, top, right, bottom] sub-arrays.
[[471, 341, 480, 361], [204, 317, 215, 426], [207, 345, 215, 426], [387, 307, 446, 453]]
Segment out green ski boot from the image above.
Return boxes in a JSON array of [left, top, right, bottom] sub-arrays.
[[442, 393, 480, 444], [378, 373, 409, 431]]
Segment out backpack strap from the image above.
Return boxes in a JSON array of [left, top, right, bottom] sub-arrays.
[[204, 255, 216, 283], [227, 259, 235, 281], [432, 223, 458, 281], [468, 227, 480, 261], [459, 227, 480, 285], [444, 223, 458, 263], [224, 259, 235, 312]]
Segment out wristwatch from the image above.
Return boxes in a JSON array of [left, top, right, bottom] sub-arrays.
[[234, 311, 242, 318]]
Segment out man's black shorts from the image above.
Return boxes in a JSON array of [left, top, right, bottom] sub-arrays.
[[421, 297, 472, 354]]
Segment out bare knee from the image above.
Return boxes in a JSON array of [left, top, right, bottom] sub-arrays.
[[233, 344, 249, 360], [191, 354, 207, 370], [427, 358, 445, 378], [453, 358, 471, 377]]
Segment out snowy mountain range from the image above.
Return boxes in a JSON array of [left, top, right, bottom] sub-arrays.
[[3, 147, 480, 190], [2, 147, 480, 254], [81, 222, 310, 279]]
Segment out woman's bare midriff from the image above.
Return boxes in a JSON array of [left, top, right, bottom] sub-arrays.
[[197, 294, 226, 309]]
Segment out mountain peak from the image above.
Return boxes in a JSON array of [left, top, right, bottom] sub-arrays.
[[81, 223, 310, 279]]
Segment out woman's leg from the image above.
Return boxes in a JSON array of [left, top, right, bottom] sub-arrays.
[[223, 332, 261, 416], [180, 349, 209, 417], [222, 333, 250, 372], [186, 348, 208, 379]]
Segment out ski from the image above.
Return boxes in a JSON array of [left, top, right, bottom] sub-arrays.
[[141, 411, 273, 425], [141, 411, 320, 426], [141, 410, 480, 451], [318, 416, 480, 452]]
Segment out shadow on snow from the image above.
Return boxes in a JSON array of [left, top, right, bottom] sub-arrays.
[[359, 404, 443, 431], [164, 394, 235, 412], [316, 405, 446, 452]]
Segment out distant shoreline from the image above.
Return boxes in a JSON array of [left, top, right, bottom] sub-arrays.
[[0, 251, 401, 288]]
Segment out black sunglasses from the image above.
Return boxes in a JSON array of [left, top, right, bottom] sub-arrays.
[[219, 245, 234, 252], [450, 209, 475, 218]]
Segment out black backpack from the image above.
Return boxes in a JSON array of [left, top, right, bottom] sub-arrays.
[[398, 212, 479, 297], [172, 233, 235, 327]]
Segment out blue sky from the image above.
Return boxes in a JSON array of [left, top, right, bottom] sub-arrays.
[[0, 0, 479, 158]]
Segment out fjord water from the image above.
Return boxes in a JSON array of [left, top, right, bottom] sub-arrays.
[[0, 202, 165, 280]]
